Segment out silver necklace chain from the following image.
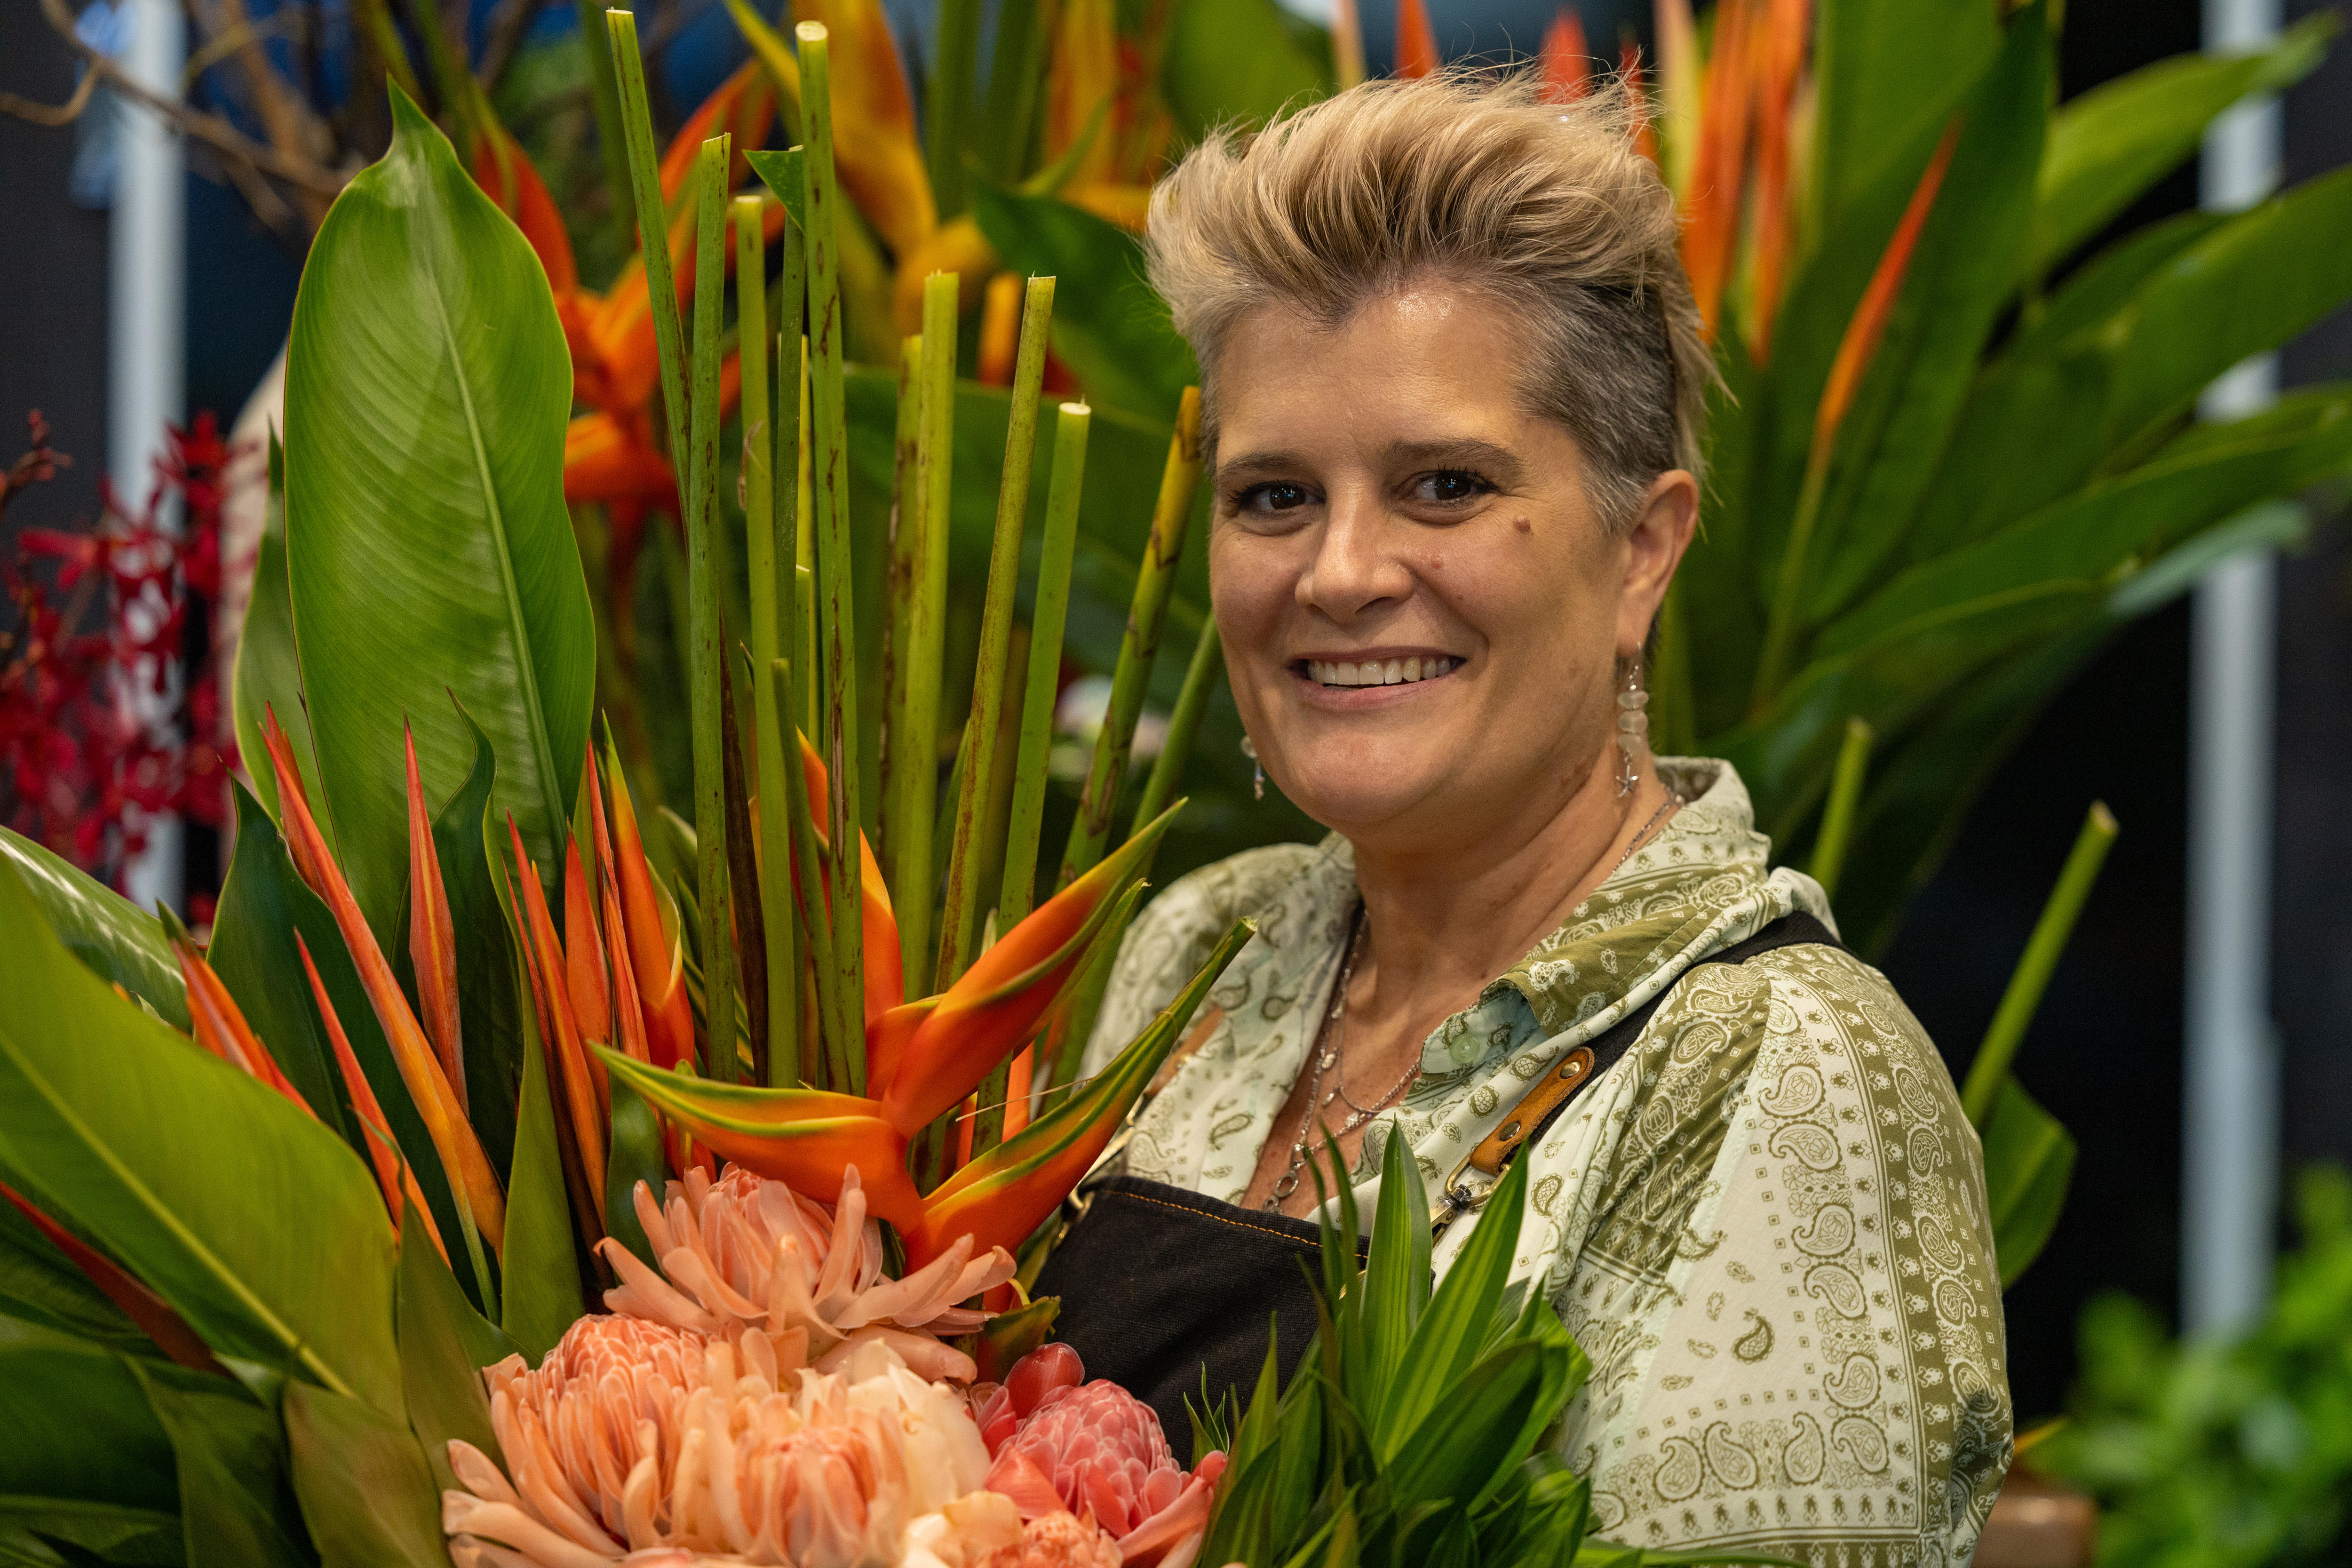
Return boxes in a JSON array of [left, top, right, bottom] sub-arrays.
[[1260, 795, 1680, 1213], [1265, 907, 1415, 1210]]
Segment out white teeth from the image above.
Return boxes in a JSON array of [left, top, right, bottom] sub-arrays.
[[1307, 656, 1456, 687]]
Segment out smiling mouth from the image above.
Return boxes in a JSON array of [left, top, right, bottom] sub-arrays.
[[1298, 655, 1462, 689]]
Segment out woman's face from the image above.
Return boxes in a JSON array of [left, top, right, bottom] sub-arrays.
[[1207, 282, 1697, 858]]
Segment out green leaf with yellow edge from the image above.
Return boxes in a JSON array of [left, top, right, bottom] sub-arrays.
[[283, 1380, 443, 1566], [1984, 1077, 2074, 1289], [285, 83, 593, 947], [0, 859, 402, 1415], [0, 826, 185, 1031]]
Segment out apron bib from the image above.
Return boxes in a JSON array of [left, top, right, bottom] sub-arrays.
[[1032, 911, 1840, 1446]]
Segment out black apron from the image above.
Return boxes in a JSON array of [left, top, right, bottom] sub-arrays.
[[1032, 911, 1842, 1446]]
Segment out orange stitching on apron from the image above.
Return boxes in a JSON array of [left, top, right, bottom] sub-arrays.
[[1100, 1189, 1326, 1252]]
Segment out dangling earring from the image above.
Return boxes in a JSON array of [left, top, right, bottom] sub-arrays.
[[1240, 735, 1265, 800], [1614, 661, 1649, 798]]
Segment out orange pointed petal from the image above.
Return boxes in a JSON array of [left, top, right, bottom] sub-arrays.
[[877, 808, 1177, 1137], [1814, 121, 1958, 458], [295, 932, 403, 1219], [564, 836, 613, 1047], [1539, 8, 1590, 102], [469, 126, 578, 293], [0, 1179, 226, 1374], [1001, 1044, 1036, 1141], [795, 732, 902, 1023], [661, 59, 771, 201], [976, 273, 1024, 387], [796, 0, 937, 254], [1044, 0, 1118, 188], [509, 817, 609, 1218], [177, 941, 311, 1114], [864, 997, 938, 1101], [596, 1047, 920, 1227], [405, 724, 466, 1112], [1682, 0, 1759, 332], [1395, 0, 1440, 78], [260, 708, 507, 1251], [902, 919, 1252, 1268], [604, 748, 699, 1072], [564, 412, 678, 515]]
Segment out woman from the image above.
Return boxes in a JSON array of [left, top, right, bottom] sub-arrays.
[[1035, 69, 2011, 1567]]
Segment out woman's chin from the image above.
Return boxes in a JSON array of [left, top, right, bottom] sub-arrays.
[[1273, 762, 1461, 840]]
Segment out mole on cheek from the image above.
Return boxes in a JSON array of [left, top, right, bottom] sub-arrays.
[[1514, 516, 1533, 535]]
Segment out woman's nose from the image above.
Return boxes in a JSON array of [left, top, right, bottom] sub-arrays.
[[1296, 493, 1412, 620]]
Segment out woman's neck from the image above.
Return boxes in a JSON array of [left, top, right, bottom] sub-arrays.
[[1347, 748, 1675, 1027]]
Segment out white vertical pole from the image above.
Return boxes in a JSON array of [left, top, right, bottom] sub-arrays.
[[109, 0, 187, 916], [2182, 0, 2281, 1338]]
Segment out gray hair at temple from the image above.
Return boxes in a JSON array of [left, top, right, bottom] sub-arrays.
[[1143, 67, 1712, 531]]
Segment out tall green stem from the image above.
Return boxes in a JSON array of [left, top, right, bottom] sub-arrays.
[[799, 22, 865, 1093], [774, 661, 844, 1092], [604, 10, 689, 462], [998, 402, 1093, 926], [738, 195, 799, 1088], [1058, 387, 1204, 886], [577, 0, 634, 247], [890, 274, 960, 995], [1959, 801, 2120, 1128], [925, 0, 983, 217], [683, 138, 737, 1081], [879, 335, 923, 880], [1131, 619, 1221, 849], [1808, 716, 1874, 905], [941, 275, 1056, 991]]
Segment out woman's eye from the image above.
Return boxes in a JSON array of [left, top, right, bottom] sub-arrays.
[[1413, 470, 1492, 506], [1237, 482, 1314, 514]]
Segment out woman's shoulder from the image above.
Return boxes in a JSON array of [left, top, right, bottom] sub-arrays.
[[1079, 840, 1333, 1075]]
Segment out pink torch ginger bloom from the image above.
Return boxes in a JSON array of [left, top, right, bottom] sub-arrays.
[[977, 1348, 1225, 1568], [596, 1166, 1016, 1384], [444, 1330, 991, 1566]]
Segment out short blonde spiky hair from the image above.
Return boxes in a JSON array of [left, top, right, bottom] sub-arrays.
[[1145, 67, 1710, 526]]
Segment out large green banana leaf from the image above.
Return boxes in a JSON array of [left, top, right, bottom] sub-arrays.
[[0, 826, 185, 1030], [282, 85, 594, 947], [0, 860, 402, 1416], [229, 432, 310, 826]]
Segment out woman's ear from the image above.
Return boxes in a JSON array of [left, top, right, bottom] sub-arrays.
[[1618, 469, 1700, 657]]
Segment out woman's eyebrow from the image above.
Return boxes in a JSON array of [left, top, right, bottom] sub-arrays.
[[1213, 450, 1307, 487], [1387, 438, 1522, 480]]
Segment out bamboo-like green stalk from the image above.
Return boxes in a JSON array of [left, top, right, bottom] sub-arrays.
[[941, 274, 1057, 993], [576, 0, 634, 245], [1058, 387, 1205, 886], [878, 335, 924, 880], [924, 0, 982, 218], [604, 11, 690, 463], [998, 402, 1093, 926], [795, 563, 818, 740], [683, 136, 738, 1082], [1807, 716, 1874, 904], [1131, 618, 1222, 848], [798, 21, 865, 1093], [1959, 801, 2120, 1129], [738, 195, 800, 1089], [889, 273, 960, 996], [773, 659, 847, 1092]]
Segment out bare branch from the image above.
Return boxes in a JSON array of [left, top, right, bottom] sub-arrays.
[[0, 60, 102, 128]]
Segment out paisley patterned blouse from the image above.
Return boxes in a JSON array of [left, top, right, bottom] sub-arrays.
[[1080, 758, 2011, 1568]]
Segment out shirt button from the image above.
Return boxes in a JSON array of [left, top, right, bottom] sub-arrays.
[[1449, 1034, 1481, 1065]]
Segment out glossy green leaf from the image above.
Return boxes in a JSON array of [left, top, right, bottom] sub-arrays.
[[1357, 1127, 1430, 1426], [230, 430, 311, 827], [0, 1503, 182, 1568], [1809, 0, 1998, 238], [499, 987, 583, 1362], [0, 828, 185, 1030], [284, 85, 594, 947], [0, 1198, 153, 1350], [397, 1196, 517, 1491], [2027, 14, 2334, 276], [1376, 1152, 1529, 1457], [2100, 163, 2352, 455], [967, 185, 1198, 424], [205, 781, 471, 1266], [431, 708, 524, 1177], [0, 1314, 185, 1524], [206, 782, 363, 1151], [1160, 0, 1331, 144], [603, 1076, 669, 1270], [123, 1360, 311, 1568], [1802, 8, 2051, 625], [282, 1380, 443, 1567], [1983, 1077, 2075, 1288], [0, 860, 402, 1414]]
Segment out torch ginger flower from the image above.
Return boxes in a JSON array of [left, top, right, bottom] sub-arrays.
[[977, 1347, 1224, 1568], [596, 1166, 1016, 1385], [445, 1329, 991, 1566]]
